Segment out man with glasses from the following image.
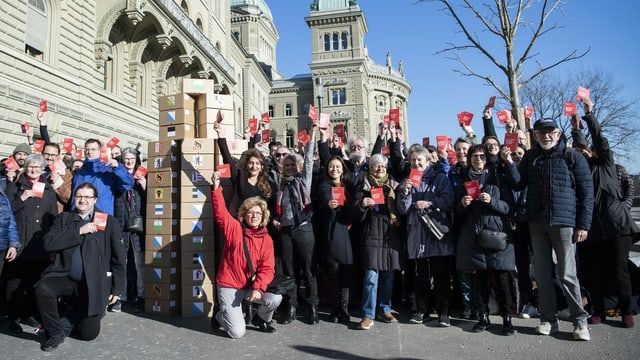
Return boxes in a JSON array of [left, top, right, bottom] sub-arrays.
[[72, 139, 133, 215], [269, 145, 290, 186], [42, 143, 73, 212], [501, 118, 594, 341]]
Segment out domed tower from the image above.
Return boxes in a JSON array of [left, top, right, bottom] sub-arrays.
[[230, 0, 279, 70]]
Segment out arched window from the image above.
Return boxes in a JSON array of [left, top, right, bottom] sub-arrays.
[[286, 129, 294, 148], [324, 33, 330, 51], [25, 0, 46, 59], [181, 0, 189, 15], [341, 31, 348, 49], [268, 105, 274, 118], [196, 18, 203, 32], [332, 33, 339, 50], [285, 103, 292, 117]]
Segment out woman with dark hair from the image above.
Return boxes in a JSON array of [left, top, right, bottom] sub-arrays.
[[210, 172, 282, 338], [317, 155, 353, 323], [456, 144, 516, 335]]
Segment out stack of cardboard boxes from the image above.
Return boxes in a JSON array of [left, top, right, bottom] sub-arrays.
[[144, 79, 241, 318]]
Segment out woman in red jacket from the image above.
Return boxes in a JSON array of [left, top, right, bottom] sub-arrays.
[[210, 172, 282, 339]]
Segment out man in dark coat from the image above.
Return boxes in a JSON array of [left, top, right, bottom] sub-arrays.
[[34, 182, 126, 351]]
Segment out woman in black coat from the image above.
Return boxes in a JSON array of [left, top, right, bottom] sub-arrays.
[[4, 153, 58, 333], [318, 156, 353, 323], [456, 144, 516, 335]]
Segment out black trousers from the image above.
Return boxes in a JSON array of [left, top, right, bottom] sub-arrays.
[[514, 222, 535, 307], [35, 276, 101, 341], [280, 222, 318, 307], [5, 259, 48, 322], [473, 269, 512, 316], [325, 257, 352, 308], [414, 256, 454, 316]]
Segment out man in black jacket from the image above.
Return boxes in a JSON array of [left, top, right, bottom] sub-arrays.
[[34, 182, 126, 351]]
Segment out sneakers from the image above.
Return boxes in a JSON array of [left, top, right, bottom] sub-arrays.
[[536, 321, 559, 336], [41, 335, 65, 352], [572, 324, 590, 341], [358, 317, 374, 330], [622, 315, 634, 328], [107, 301, 122, 313], [520, 304, 539, 319], [438, 314, 450, 327], [409, 312, 425, 324], [588, 313, 603, 325], [377, 312, 398, 323]]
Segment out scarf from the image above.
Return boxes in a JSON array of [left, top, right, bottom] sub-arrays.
[[276, 175, 311, 216], [367, 173, 398, 221]]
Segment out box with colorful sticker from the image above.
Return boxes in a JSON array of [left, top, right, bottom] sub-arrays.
[[145, 234, 180, 251], [179, 202, 213, 219], [144, 250, 180, 268], [159, 124, 195, 140], [148, 186, 180, 203], [180, 185, 211, 203], [180, 153, 215, 170], [196, 93, 233, 110], [180, 234, 215, 252], [159, 108, 196, 127], [179, 218, 214, 236], [145, 282, 179, 301], [145, 218, 179, 235], [145, 202, 178, 219], [147, 154, 178, 172], [145, 298, 180, 316], [181, 283, 215, 318], [180, 251, 215, 269], [158, 93, 195, 111], [147, 170, 179, 188], [180, 267, 215, 286], [180, 168, 214, 187], [147, 140, 179, 157], [181, 300, 214, 318], [144, 266, 179, 284]]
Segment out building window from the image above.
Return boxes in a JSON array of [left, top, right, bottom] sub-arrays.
[[268, 105, 274, 118], [181, 0, 189, 15], [196, 18, 203, 32], [286, 129, 294, 148], [331, 88, 346, 105], [332, 33, 339, 50], [341, 32, 348, 49], [103, 56, 113, 92], [285, 103, 292, 117], [324, 33, 330, 51], [25, 0, 46, 59]]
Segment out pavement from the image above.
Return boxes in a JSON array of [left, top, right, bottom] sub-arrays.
[[1, 307, 639, 360]]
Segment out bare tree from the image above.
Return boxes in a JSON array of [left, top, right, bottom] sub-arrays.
[[422, 0, 589, 130], [520, 68, 640, 163]]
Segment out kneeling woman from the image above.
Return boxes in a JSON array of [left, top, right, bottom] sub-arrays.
[[210, 172, 282, 339]]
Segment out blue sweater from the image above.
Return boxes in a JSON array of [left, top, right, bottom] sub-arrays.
[[72, 158, 134, 215]]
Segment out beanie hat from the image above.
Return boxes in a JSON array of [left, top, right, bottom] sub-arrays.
[[13, 143, 32, 156]]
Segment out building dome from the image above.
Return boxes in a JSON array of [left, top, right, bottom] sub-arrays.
[[310, 0, 358, 11], [230, 0, 273, 19]]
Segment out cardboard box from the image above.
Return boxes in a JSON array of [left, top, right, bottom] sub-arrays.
[[180, 234, 215, 252], [182, 283, 215, 303], [148, 140, 179, 157], [180, 218, 214, 236], [145, 282, 179, 300], [180, 250, 216, 269], [159, 109, 196, 127], [149, 187, 180, 203], [145, 218, 179, 235], [145, 298, 180, 316], [196, 108, 234, 126], [158, 93, 195, 111], [144, 250, 180, 267], [181, 300, 214, 318], [217, 139, 249, 158], [145, 234, 180, 251], [148, 154, 178, 171], [145, 266, 180, 284], [181, 267, 215, 285], [146, 202, 179, 219], [182, 78, 215, 95], [180, 186, 211, 203], [180, 138, 216, 154], [180, 168, 214, 187], [196, 93, 233, 110], [196, 122, 235, 139], [159, 124, 195, 140], [148, 170, 180, 188], [179, 202, 213, 219], [180, 154, 215, 170]]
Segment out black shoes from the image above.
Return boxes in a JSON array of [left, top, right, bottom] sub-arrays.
[[211, 303, 221, 330], [472, 314, 491, 333], [308, 305, 319, 325], [251, 315, 276, 333], [503, 315, 515, 336], [280, 305, 296, 325], [41, 335, 65, 352], [8, 320, 23, 334]]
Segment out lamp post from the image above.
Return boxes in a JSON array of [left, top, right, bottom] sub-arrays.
[[315, 77, 323, 114]]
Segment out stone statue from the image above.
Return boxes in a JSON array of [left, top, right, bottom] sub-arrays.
[[386, 51, 391, 67], [399, 60, 404, 76]]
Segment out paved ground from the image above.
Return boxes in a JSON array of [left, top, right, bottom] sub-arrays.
[[1, 308, 638, 360]]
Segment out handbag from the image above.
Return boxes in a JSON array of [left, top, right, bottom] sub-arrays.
[[476, 229, 508, 252], [124, 190, 144, 234], [241, 234, 293, 295], [419, 208, 451, 240]]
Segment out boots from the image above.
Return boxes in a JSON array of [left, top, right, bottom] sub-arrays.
[[332, 300, 350, 323], [280, 305, 296, 325], [472, 314, 491, 333], [503, 315, 515, 336], [308, 304, 319, 325]]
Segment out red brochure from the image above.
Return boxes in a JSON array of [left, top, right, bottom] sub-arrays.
[[422, 137, 430, 147], [63, 138, 74, 153], [75, 149, 84, 159], [217, 163, 231, 178], [21, 122, 30, 134], [99, 148, 111, 163], [504, 132, 519, 152], [383, 115, 390, 126], [496, 110, 511, 124], [319, 113, 330, 128], [296, 129, 309, 145], [564, 102, 577, 116], [248, 117, 258, 136], [261, 129, 270, 143], [93, 212, 108, 231], [576, 86, 590, 101], [487, 96, 496, 109], [50, 160, 67, 175], [106, 137, 120, 149], [39, 100, 48, 113], [261, 112, 270, 124], [3, 157, 19, 171], [334, 124, 345, 140], [524, 106, 534, 119], [464, 180, 481, 199], [308, 105, 318, 121], [436, 135, 449, 152], [331, 187, 345, 206], [389, 108, 400, 125], [32, 182, 45, 198], [370, 187, 385, 205], [33, 140, 45, 153], [457, 111, 474, 126], [134, 165, 148, 178], [409, 169, 423, 187]]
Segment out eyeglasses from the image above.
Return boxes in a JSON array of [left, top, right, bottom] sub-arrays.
[[42, 152, 58, 158], [246, 211, 263, 217], [123, 157, 137, 162], [76, 196, 95, 200], [350, 145, 365, 150], [85, 148, 100, 152], [485, 143, 499, 148], [471, 154, 486, 159], [275, 153, 288, 158], [26, 165, 43, 170]]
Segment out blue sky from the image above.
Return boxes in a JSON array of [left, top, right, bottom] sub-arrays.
[[267, 1, 640, 173]]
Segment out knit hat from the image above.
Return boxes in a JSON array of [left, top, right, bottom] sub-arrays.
[[571, 130, 588, 149], [13, 143, 31, 156]]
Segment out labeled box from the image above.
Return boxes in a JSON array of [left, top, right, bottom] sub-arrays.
[[180, 153, 215, 170], [149, 187, 180, 203], [145, 234, 180, 251], [181, 138, 216, 154], [158, 93, 195, 111], [179, 202, 213, 219], [180, 185, 211, 203], [181, 267, 215, 285], [181, 300, 214, 318], [159, 124, 195, 140], [148, 140, 179, 157], [197, 122, 235, 139], [145, 218, 179, 235], [145, 299, 180, 316], [148, 154, 178, 171], [180, 218, 214, 236], [181, 251, 216, 269], [180, 169, 214, 187], [196, 108, 234, 126], [159, 108, 196, 126], [182, 283, 215, 303], [182, 79, 215, 95], [145, 282, 179, 301], [180, 234, 215, 252], [146, 202, 179, 219], [196, 93, 233, 110], [145, 266, 180, 284], [144, 250, 180, 267], [216, 139, 249, 159], [148, 170, 179, 188]]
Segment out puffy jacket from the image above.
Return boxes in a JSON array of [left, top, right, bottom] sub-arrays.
[[0, 189, 19, 251], [505, 141, 593, 230], [72, 158, 134, 215]]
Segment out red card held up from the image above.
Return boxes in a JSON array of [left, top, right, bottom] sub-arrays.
[[524, 106, 534, 119], [308, 105, 318, 121], [576, 86, 590, 101], [496, 110, 511, 124], [106, 137, 120, 149], [3, 157, 20, 172], [32, 182, 45, 198], [134, 165, 148, 178], [50, 160, 67, 175], [383, 115, 390, 126], [457, 111, 473, 126], [409, 169, 423, 187], [504, 132, 519, 152], [261, 129, 270, 143], [21, 122, 30, 134], [319, 113, 330, 128], [370, 187, 385, 205], [33, 140, 45, 153], [39, 100, 48, 113], [296, 129, 309, 145], [422, 137, 430, 147], [331, 187, 345, 206], [63, 138, 74, 153], [464, 180, 481, 199], [261, 112, 270, 124], [436, 135, 449, 152], [564, 102, 577, 116], [93, 212, 108, 231], [217, 163, 231, 178], [335, 124, 345, 139], [248, 117, 258, 136], [99, 148, 111, 163], [389, 108, 400, 125], [487, 96, 496, 109], [75, 149, 84, 159]]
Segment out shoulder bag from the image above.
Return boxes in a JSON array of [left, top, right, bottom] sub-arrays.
[[241, 235, 295, 295]]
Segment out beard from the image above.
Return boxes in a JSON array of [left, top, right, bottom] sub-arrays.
[[350, 152, 365, 164], [538, 142, 555, 151]]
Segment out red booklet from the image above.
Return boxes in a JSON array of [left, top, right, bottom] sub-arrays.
[[409, 169, 422, 187], [20, 122, 30, 134], [457, 111, 473, 126], [464, 180, 481, 199], [3, 157, 20, 172], [33, 140, 45, 153], [422, 137, 430, 147], [261, 129, 270, 143], [436, 135, 449, 152], [248, 117, 258, 136], [564, 102, 577, 116], [487, 96, 496, 109], [106, 137, 120, 149], [576, 86, 590, 101], [32, 182, 45, 198], [134, 165, 148, 178], [331, 187, 345, 206], [496, 110, 511, 124], [308, 105, 318, 121], [524, 106, 534, 119], [50, 160, 67, 175], [93, 212, 108, 231], [261, 112, 270, 124], [504, 132, 519, 152], [383, 114, 390, 126], [335, 124, 345, 139], [389, 108, 400, 125], [75, 149, 84, 159], [99, 148, 111, 163], [370, 187, 385, 205], [319, 113, 330, 128], [39, 100, 48, 113], [297, 129, 309, 145], [63, 138, 74, 153], [217, 163, 231, 178]]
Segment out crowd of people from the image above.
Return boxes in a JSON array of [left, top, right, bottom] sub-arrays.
[[0, 92, 638, 350]]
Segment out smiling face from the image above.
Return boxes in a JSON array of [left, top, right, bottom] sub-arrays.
[[455, 142, 470, 166], [484, 138, 500, 156], [535, 127, 561, 150], [122, 153, 137, 172], [470, 150, 487, 172], [42, 145, 60, 167], [25, 161, 43, 181], [409, 152, 428, 171], [243, 205, 263, 229], [245, 156, 263, 178], [370, 162, 387, 179], [74, 187, 97, 216], [283, 158, 299, 177], [327, 158, 344, 181]]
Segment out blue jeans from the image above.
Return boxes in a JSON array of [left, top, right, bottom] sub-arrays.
[[361, 270, 394, 319], [529, 211, 587, 326]]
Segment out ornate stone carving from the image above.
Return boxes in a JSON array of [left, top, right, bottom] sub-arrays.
[[155, 34, 172, 49], [179, 55, 193, 67], [94, 40, 112, 69]]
